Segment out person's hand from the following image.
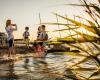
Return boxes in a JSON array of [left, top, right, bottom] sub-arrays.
[[12, 24, 17, 26], [34, 39, 36, 41], [11, 24, 17, 30]]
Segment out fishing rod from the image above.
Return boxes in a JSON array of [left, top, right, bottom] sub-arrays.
[[56, 14, 61, 38], [39, 12, 42, 25]]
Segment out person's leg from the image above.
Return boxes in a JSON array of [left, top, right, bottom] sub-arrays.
[[8, 39, 15, 58], [8, 39, 12, 57], [12, 45, 16, 57], [8, 48, 11, 57], [24, 38, 27, 47], [40, 42, 46, 57], [26, 38, 28, 47], [32, 42, 38, 57], [37, 42, 46, 57], [27, 38, 30, 48], [33, 42, 37, 52], [25, 38, 29, 48]]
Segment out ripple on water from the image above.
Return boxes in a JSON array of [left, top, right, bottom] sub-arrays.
[[0, 53, 99, 80]]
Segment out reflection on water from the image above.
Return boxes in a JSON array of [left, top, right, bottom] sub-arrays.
[[0, 61, 19, 80], [0, 53, 99, 80], [7, 61, 19, 80]]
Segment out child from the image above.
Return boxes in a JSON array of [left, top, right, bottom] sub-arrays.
[[23, 27, 30, 48], [37, 26, 42, 40], [39, 25, 48, 41], [33, 26, 45, 57], [33, 42, 45, 57]]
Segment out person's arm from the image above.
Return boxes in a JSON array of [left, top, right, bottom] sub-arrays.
[[37, 32, 44, 41], [23, 32, 25, 37], [11, 24, 17, 31], [5, 27, 10, 33], [28, 32, 30, 36]]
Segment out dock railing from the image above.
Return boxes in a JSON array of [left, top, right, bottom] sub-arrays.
[[0, 32, 7, 47]]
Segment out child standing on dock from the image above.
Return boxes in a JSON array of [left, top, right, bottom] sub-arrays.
[[23, 27, 30, 48], [5, 19, 17, 58]]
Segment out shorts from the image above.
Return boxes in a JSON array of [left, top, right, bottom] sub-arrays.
[[38, 42, 43, 46], [32, 41, 43, 47], [24, 37, 29, 39], [8, 39, 14, 48]]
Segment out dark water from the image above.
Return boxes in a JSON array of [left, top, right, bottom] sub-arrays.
[[0, 53, 99, 80]]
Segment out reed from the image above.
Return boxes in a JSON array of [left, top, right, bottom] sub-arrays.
[[44, 0, 100, 79]]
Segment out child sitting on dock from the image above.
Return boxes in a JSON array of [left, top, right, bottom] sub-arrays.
[[33, 42, 45, 57], [23, 27, 30, 48], [33, 26, 47, 57], [37, 25, 48, 41], [36, 26, 41, 40]]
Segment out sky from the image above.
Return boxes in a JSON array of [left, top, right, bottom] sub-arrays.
[[0, 0, 98, 41]]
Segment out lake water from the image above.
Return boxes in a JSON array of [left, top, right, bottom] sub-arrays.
[[0, 52, 99, 80]]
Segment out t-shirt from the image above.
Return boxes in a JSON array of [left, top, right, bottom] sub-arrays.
[[23, 31, 30, 38], [5, 26, 14, 41], [38, 32, 48, 41]]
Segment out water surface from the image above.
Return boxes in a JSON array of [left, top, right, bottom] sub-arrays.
[[0, 52, 99, 80]]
